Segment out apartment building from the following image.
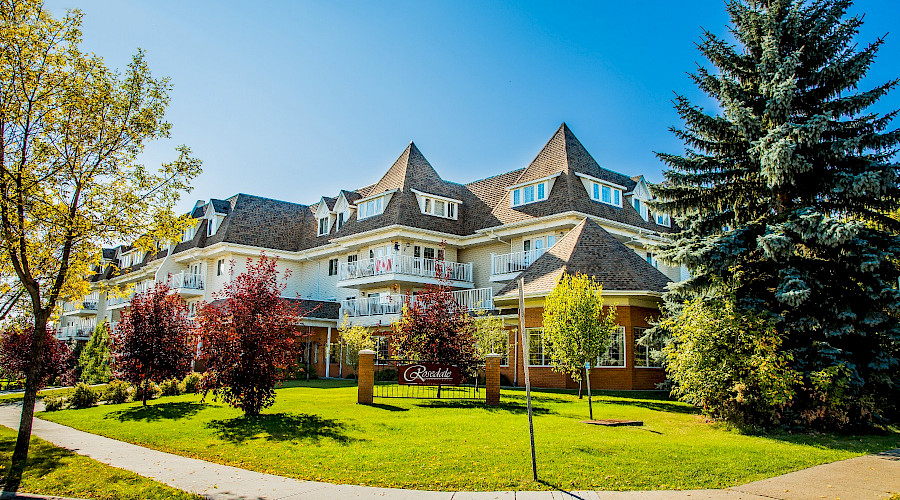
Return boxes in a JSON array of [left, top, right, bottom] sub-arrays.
[[56, 123, 681, 390]]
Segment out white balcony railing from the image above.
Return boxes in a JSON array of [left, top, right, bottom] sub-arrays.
[[338, 254, 473, 283], [61, 292, 99, 314], [340, 287, 494, 318], [168, 272, 204, 291], [59, 325, 92, 339], [106, 293, 132, 308], [490, 248, 549, 276]]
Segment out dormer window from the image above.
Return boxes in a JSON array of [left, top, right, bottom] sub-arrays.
[[359, 196, 384, 220], [655, 212, 671, 227], [508, 174, 558, 208], [575, 173, 625, 208], [207, 218, 216, 236], [412, 189, 460, 220], [511, 181, 547, 207], [318, 217, 330, 236], [182, 225, 195, 242], [336, 212, 345, 230], [591, 182, 621, 207]]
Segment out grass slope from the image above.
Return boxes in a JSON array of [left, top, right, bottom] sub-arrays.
[[0, 426, 200, 499], [40, 380, 900, 492]]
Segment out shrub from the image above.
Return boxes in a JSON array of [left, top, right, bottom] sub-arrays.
[[133, 380, 160, 402], [159, 378, 182, 397], [374, 368, 398, 382], [42, 395, 67, 412], [68, 383, 99, 409], [103, 380, 131, 404], [182, 372, 201, 393]]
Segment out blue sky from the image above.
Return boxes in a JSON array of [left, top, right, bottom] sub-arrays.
[[46, 1, 900, 213]]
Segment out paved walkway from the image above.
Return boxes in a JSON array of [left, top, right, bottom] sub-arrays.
[[0, 404, 897, 500]]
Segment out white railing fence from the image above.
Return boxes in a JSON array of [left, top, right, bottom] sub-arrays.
[[340, 287, 494, 318], [338, 254, 473, 282], [490, 248, 548, 275], [168, 271, 204, 290]]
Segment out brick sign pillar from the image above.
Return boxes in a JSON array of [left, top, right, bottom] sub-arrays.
[[485, 353, 501, 406], [357, 349, 375, 404]]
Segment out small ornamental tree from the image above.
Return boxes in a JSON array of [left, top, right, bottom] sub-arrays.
[[0, 322, 73, 389], [197, 255, 306, 416], [337, 314, 374, 371], [472, 311, 508, 361], [542, 273, 618, 419], [78, 322, 112, 383], [113, 283, 194, 405], [393, 283, 478, 371]]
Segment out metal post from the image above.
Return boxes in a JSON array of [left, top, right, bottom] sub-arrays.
[[519, 277, 537, 481], [325, 326, 332, 378]]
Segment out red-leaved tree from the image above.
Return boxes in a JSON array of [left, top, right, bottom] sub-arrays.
[[393, 283, 478, 370], [197, 255, 307, 416], [113, 283, 194, 405], [0, 323, 73, 389]]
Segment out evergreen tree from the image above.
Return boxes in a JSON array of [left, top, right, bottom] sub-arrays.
[[78, 323, 112, 384], [656, 0, 900, 429]]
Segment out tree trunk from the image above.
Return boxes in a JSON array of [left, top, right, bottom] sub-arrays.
[[6, 312, 50, 491], [585, 365, 593, 421], [578, 366, 585, 399], [142, 379, 148, 406]]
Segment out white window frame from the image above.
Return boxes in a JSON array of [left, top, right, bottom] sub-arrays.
[[318, 217, 330, 236], [356, 191, 395, 221], [510, 181, 549, 207], [655, 212, 671, 227], [412, 189, 460, 220], [634, 327, 663, 368], [598, 326, 627, 367], [576, 172, 624, 208], [526, 328, 551, 366]]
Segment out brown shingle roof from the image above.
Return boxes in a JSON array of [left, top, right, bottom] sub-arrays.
[[496, 217, 671, 298], [483, 124, 673, 233]]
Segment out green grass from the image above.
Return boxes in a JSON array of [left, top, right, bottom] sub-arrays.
[[40, 380, 900, 492], [0, 384, 110, 404], [0, 426, 201, 499]]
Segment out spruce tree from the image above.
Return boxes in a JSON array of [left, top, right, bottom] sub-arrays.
[[78, 323, 112, 384], [655, 0, 900, 429]]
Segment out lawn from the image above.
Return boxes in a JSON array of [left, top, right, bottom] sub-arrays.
[[40, 380, 900, 492], [0, 425, 201, 499]]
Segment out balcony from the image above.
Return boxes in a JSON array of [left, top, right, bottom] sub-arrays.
[[339, 287, 494, 326], [58, 325, 93, 340], [106, 293, 133, 310], [490, 248, 549, 281], [168, 272, 204, 297], [60, 293, 99, 317], [337, 254, 473, 288]]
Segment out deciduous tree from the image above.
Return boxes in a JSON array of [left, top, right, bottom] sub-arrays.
[[472, 311, 508, 361], [0, 0, 200, 484], [393, 283, 478, 371], [197, 255, 307, 416], [337, 314, 373, 371], [78, 322, 111, 384], [113, 283, 194, 406], [0, 321, 72, 388], [542, 273, 618, 419], [655, 0, 900, 428]]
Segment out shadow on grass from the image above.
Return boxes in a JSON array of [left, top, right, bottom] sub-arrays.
[[600, 398, 699, 415], [414, 400, 552, 415], [276, 379, 357, 390], [109, 402, 207, 422], [752, 429, 900, 454], [363, 403, 408, 412], [0, 433, 68, 486], [207, 412, 355, 444]]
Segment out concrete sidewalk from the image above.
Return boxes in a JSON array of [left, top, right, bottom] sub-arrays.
[[0, 403, 896, 500]]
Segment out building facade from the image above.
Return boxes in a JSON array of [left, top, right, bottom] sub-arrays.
[[56, 124, 682, 390]]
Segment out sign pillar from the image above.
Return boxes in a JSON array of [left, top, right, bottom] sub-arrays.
[[485, 353, 501, 406], [357, 349, 375, 404]]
